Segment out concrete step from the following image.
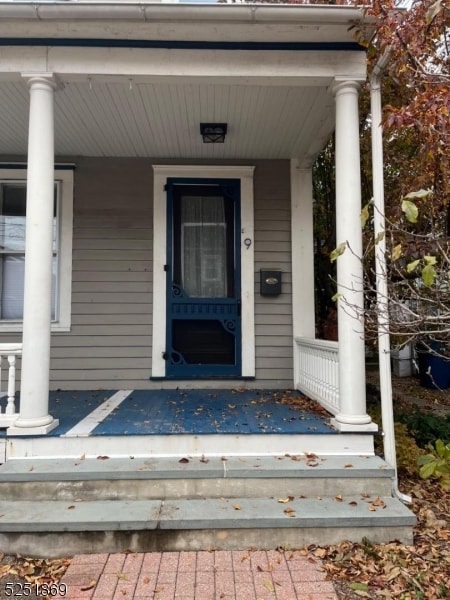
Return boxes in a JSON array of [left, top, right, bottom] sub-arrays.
[[0, 495, 415, 558], [0, 455, 394, 500], [0, 455, 415, 556]]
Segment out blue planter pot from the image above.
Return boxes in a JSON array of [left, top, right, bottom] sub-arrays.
[[417, 342, 450, 389]]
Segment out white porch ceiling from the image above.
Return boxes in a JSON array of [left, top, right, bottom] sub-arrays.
[[0, 78, 335, 161]]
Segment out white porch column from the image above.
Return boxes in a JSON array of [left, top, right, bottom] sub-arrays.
[[10, 74, 59, 435], [291, 161, 315, 386], [331, 80, 374, 430]]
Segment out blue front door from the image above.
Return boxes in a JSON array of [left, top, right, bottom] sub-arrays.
[[165, 178, 241, 378]]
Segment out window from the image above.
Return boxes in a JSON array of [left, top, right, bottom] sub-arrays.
[[0, 168, 73, 332]]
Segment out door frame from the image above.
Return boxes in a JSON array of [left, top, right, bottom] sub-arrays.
[[152, 165, 255, 379]]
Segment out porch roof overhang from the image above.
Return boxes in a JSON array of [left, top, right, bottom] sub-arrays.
[[0, 2, 371, 162]]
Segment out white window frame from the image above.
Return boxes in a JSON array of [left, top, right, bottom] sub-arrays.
[[0, 167, 73, 333], [152, 165, 255, 378]]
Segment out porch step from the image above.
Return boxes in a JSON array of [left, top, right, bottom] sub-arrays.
[[0, 455, 416, 556], [0, 455, 394, 499]]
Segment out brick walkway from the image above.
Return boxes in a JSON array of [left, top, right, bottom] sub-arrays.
[[61, 550, 338, 599]]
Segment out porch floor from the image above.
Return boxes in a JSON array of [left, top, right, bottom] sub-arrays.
[[4, 389, 336, 438]]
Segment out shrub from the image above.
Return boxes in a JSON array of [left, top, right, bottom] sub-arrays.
[[397, 407, 450, 448], [417, 440, 450, 491], [368, 403, 424, 476]]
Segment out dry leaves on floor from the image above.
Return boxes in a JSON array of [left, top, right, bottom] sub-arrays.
[[317, 477, 450, 599], [0, 555, 71, 596]]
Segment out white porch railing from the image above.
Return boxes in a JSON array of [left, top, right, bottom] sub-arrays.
[[0, 343, 22, 427], [295, 337, 339, 416]]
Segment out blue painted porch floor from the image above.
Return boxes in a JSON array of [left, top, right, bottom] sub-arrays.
[[5, 389, 337, 437]]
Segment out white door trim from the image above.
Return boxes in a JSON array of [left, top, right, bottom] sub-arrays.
[[152, 165, 255, 379]]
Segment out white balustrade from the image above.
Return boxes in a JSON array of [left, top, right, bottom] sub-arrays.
[[295, 337, 340, 415], [0, 343, 22, 427]]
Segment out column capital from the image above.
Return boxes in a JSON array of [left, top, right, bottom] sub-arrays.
[[331, 79, 361, 97], [21, 73, 64, 91]]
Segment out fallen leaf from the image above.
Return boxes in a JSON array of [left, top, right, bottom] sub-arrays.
[[179, 458, 189, 464], [67, 505, 75, 510], [372, 497, 386, 507], [278, 496, 294, 503], [349, 581, 370, 593], [334, 495, 344, 502], [306, 452, 318, 459], [386, 566, 401, 581], [97, 455, 110, 460], [80, 581, 97, 592], [233, 504, 241, 510], [344, 463, 354, 468], [263, 580, 275, 592]]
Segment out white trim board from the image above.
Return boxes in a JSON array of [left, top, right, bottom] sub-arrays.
[[151, 165, 255, 379], [0, 168, 73, 333], [6, 433, 375, 460]]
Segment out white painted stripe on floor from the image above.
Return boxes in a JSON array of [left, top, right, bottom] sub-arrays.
[[62, 390, 133, 438]]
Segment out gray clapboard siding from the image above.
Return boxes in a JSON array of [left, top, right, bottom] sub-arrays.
[[255, 324, 292, 336], [74, 239, 152, 251], [52, 369, 152, 381], [254, 314, 292, 326], [50, 358, 151, 370], [50, 346, 151, 359], [71, 314, 152, 326], [69, 325, 151, 336], [257, 221, 291, 231], [254, 295, 291, 305], [72, 292, 151, 304], [73, 250, 149, 261], [73, 282, 152, 293], [257, 346, 293, 358], [51, 336, 151, 348], [252, 161, 293, 387], [255, 369, 293, 383], [73, 260, 152, 272], [72, 271, 152, 283], [75, 228, 151, 239], [257, 357, 294, 369], [255, 252, 291, 263], [51, 158, 154, 387], [255, 230, 291, 242], [72, 304, 151, 315], [0, 158, 295, 390]]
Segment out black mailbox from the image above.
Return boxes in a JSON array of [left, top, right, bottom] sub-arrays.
[[260, 270, 282, 296]]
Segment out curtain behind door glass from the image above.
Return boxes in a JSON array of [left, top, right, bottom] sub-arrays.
[[181, 195, 227, 298]]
